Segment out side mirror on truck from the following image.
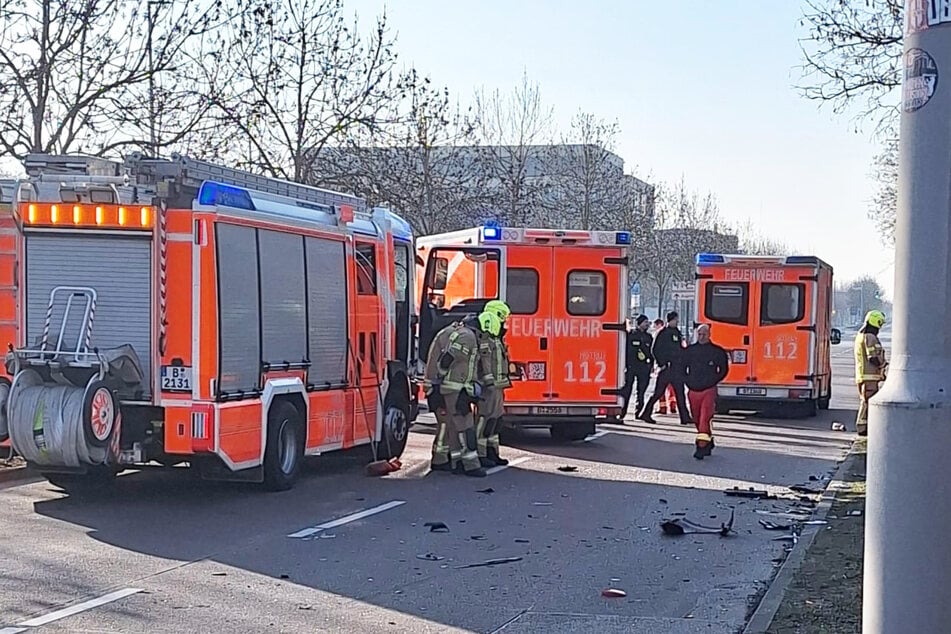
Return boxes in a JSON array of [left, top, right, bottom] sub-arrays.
[[830, 328, 842, 345]]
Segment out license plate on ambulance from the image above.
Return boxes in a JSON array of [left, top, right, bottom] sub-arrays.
[[737, 387, 766, 396], [535, 406, 566, 415], [161, 366, 192, 392]]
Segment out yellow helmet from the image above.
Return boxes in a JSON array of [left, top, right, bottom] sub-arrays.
[[865, 310, 886, 329], [478, 310, 502, 337], [485, 299, 511, 321]]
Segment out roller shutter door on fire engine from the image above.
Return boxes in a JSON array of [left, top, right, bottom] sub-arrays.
[[25, 234, 153, 388]]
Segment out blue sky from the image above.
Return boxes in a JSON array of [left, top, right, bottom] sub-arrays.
[[346, 0, 892, 296]]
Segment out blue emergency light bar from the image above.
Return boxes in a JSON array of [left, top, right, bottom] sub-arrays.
[[198, 181, 256, 211], [785, 255, 819, 265], [482, 225, 501, 240], [697, 253, 726, 264], [615, 231, 631, 245]]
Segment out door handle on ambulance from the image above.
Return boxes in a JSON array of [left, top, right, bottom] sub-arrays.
[[540, 337, 548, 351], [743, 335, 750, 345]]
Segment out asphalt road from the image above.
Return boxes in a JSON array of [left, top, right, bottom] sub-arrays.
[[0, 342, 860, 634]]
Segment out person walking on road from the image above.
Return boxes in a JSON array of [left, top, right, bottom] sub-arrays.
[[650, 318, 678, 416], [854, 310, 887, 437], [683, 324, 729, 460], [639, 311, 691, 425], [476, 300, 512, 467], [424, 314, 498, 477], [620, 314, 653, 421]]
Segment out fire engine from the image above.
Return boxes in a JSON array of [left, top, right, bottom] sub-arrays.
[[416, 224, 631, 440], [0, 153, 416, 490], [694, 253, 839, 417]]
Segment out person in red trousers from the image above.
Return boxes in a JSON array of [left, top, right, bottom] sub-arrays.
[[683, 324, 729, 460]]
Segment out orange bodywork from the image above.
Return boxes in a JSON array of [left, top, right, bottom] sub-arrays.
[[694, 254, 834, 407]]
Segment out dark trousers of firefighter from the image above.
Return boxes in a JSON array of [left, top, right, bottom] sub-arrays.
[[856, 381, 879, 431], [687, 387, 716, 444], [431, 390, 481, 472], [643, 366, 689, 422], [621, 366, 651, 420], [477, 387, 504, 456]]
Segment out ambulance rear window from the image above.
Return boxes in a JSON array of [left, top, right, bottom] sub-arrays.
[[761, 283, 806, 325], [567, 270, 606, 316], [704, 282, 748, 325], [506, 268, 538, 314]]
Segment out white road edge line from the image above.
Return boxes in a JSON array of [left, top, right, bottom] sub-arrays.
[[288, 500, 406, 539], [1, 587, 143, 633], [485, 456, 531, 475], [584, 430, 611, 442]]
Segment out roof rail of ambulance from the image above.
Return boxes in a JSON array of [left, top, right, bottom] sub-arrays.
[[124, 153, 368, 216]]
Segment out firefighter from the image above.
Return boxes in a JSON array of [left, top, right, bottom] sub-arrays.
[[854, 310, 887, 437], [683, 324, 729, 460], [424, 316, 493, 477], [620, 314, 653, 422], [639, 311, 691, 425], [477, 299, 512, 466]]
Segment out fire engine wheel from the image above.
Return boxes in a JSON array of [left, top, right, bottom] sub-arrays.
[[82, 380, 117, 448], [263, 401, 304, 492], [376, 390, 410, 461], [0, 376, 10, 443]]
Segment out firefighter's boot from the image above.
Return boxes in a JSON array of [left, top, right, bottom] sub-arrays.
[[486, 418, 508, 466], [693, 435, 713, 460], [454, 429, 487, 477], [487, 446, 508, 466]]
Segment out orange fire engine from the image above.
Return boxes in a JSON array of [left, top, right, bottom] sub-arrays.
[[0, 154, 416, 490], [416, 224, 631, 440], [694, 253, 838, 417]]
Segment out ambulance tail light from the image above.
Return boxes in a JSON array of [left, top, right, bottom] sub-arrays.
[[789, 389, 812, 400], [697, 253, 725, 264]]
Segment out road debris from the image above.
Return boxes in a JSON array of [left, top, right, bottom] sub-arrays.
[[725, 487, 774, 500], [803, 520, 829, 526], [601, 588, 627, 598], [758, 519, 792, 531], [470, 535, 486, 541], [514, 538, 530, 543], [661, 509, 735, 537], [533, 502, 553, 506], [832, 421, 847, 432], [789, 484, 824, 495], [848, 510, 864, 517], [557, 465, 578, 473], [416, 553, 445, 561], [424, 522, 450, 533], [476, 488, 495, 494], [455, 556, 523, 569]]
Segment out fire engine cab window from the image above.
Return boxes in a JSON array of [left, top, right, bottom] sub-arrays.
[[704, 283, 749, 325], [506, 268, 539, 314], [761, 283, 806, 325], [356, 243, 376, 295], [567, 270, 606, 316]]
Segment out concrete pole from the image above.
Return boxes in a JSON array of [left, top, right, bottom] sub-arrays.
[[864, 4, 951, 632]]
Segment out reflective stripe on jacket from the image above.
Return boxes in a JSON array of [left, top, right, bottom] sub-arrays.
[[480, 335, 512, 389], [854, 331, 885, 384]]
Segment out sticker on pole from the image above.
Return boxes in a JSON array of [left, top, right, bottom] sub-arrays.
[[903, 48, 939, 113]]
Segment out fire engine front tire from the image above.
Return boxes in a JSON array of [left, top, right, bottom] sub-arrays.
[[263, 401, 304, 492], [376, 389, 410, 461]]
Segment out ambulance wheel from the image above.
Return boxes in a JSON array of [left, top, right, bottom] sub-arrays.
[[263, 401, 304, 492], [82, 380, 117, 448], [818, 385, 831, 410], [376, 389, 410, 461], [805, 400, 819, 418]]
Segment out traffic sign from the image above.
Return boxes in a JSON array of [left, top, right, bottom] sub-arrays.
[[671, 290, 694, 301], [672, 281, 695, 293]]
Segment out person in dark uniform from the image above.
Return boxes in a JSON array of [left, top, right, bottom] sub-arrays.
[[619, 314, 653, 421], [638, 311, 691, 425]]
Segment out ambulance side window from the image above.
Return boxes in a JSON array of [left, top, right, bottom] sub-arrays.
[[761, 283, 806, 325], [566, 270, 606, 316], [704, 282, 748, 325], [506, 268, 538, 314]]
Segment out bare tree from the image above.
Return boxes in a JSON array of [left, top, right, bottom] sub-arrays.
[[544, 110, 627, 230], [316, 71, 488, 234], [869, 136, 898, 244], [734, 218, 793, 255], [0, 0, 222, 159], [475, 72, 554, 225], [798, 0, 903, 133], [199, 0, 406, 182]]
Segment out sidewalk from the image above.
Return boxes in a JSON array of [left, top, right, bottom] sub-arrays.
[[765, 441, 866, 633]]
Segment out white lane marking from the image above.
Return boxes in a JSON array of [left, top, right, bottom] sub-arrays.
[[1, 587, 142, 632], [584, 430, 611, 442], [288, 500, 406, 539], [485, 456, 531, 475]]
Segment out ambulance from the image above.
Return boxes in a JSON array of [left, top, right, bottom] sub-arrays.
[[416, 224, 631, 440], [0, 153, 417, 490], [693, 253, 839, 417]]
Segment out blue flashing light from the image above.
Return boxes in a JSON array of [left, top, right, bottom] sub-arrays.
[[198, 181, 256, 211], [482, 226, 501, 240], [697, 253, 725, 264], [785, 255, 818, 265], [615, 231, 631, 245]]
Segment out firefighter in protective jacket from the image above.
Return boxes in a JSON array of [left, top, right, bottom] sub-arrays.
[[854, 309, 887, 436], [424, 314, 499, 477], [477, 300, 512, 467]]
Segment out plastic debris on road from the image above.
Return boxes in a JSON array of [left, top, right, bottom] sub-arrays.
[[661, 509, 735, 537], [455, 556, 523, 569], [725, 487, 774, 500], [424, 522, 449, 533], [602, 588, 627, 598]]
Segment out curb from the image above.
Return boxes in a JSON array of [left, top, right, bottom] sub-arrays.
[[742, 441, 863, 634]]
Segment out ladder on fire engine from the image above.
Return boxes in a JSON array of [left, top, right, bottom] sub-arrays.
[[15, 154, 135, 205], [125, 153, 367, 217]]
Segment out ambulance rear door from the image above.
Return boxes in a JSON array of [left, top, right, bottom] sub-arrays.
[[697, 275, 753, 389], [502, 245, 554, 405], [753, 266, 816, 391], [550, 247, 626, 408]]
